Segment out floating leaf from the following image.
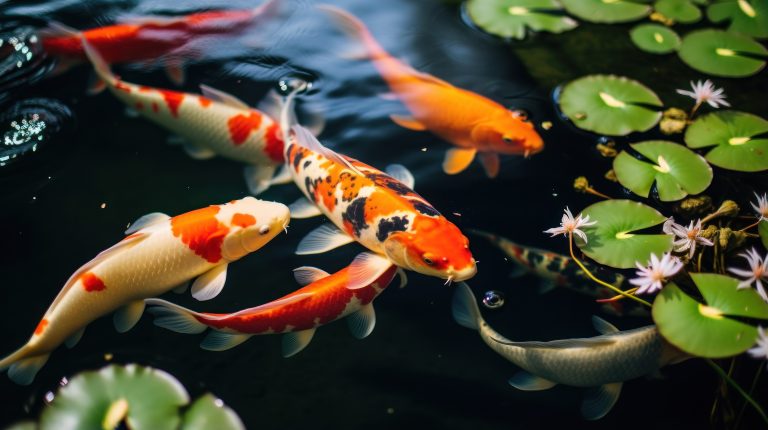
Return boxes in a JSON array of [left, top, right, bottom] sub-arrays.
[[182, 394, 245, 430], [678, 29, 767, 77], [577, 199, 673, 268], [614, 141, 712, 201], [653, 273, 768, 358], [760, 220, 768, 248], [465, 0, 578, 39], [560, 0, 652, 23], [685, 110, 768, 172], [654, 0, 703, 22], [558, 75, 663, 136], [707, 0, 768, 39], [630, 24, 681, 54]]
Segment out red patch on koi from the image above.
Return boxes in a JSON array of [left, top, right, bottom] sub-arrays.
[[114, 80, 132, 93], [81, 272, 107, 292], [231, 213, 256, 228], [34, 319, 48, 335], [263, 122, 285, 162], [198, 97, 212, 107], [227, 112, 263, 146], [157, 89, 184, 117], [171, 205, 229, 263]]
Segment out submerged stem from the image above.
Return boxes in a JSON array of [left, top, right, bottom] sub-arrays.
[[739, 219, 760, 232], [735, 365, 764, 430], [705, 359, 768, 425]]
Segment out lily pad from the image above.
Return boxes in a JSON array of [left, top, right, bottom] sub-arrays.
[[678, 29, 767, 77], [654, 0, 703, 22], [577, 199, 673, 268], [760, 220, 768, 248], [560, 0, 652, 23], [653, 273, 768, 357], [558, 75, 663, 136], [707, 0, 768, 39], [466, 0, 579, 39], [181, 394, 245, 430], [630, 24, 682, 54], [614, 141, 712, 201], [685, 110, 768, 172]]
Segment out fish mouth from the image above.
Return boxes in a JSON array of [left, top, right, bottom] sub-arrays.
[[450, 264, 477, 282]]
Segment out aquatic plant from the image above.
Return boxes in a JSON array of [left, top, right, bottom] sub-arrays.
[[628, 252, 683, 295], [684, 110, 768, 172], [629, 24, 681, 54], [761, 221, 768, 248], [678, 29, 767, 77], [465, 0, 578, 39], [654, 0, 702, 23], [675, 79, 730, 114], [707, 0, 768, 39], [727, 247, 768, 301], [559, 0, 651, 23]]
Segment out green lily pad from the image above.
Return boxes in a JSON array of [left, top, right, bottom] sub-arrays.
[[654, 0, 703, 22], [40, 364, 189, 430], [630, 24, 682, 54], [759, 219, 768, 248], [577, 199, 673, 268], [181, 394, 245, 430], [560, 0, 652, 23], [707, 0, 768, 39], [678, 29, 768, 77], [685, 110, 768, 172], [653, 273, 768, 358], [558, 75, 663, 136], [614, 141, 712, 201], [466, 0, 579, 39]]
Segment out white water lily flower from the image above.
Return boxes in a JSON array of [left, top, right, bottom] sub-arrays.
[[663, 217, 714, 259], [629, 252, 683, 295], [751, 192, 768, 222], [543, 207, 597, 243], [748, 327, 768, 369], [676, 79, 730, 109], [727, 247, 768, 302]]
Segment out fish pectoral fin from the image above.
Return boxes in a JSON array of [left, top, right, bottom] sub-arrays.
[[123, 106, 140, 118], [507, 265, 527, 279], [537, 279, 557, 294], [8, 354, 50, 386], [125, 212, 170, 235], [113, 300, 146, 333], [295, 224, 354, 255], [508, 371, 557, 391], [191, 264, 229, 301], [257, 89, 282, 120], [172, 281, 190, 294], [479, 152, 501, 178], [200, 331, 253, 352], [183, 143, 217, 160], [244, 165, 278, 196], [396, 268, 408, 288], [65, 327, 86, 348], [385, 164, 415, 189], [199, 84, 250, 110], [164, 59, 186, 86], [581, 383, 623, 421], [442, 148, 477, 175], [270, 163, 293, 185], [389, 114, 427, 131], [288, 196, 323, 219], [86, 73, 107, 95], [591, 316, 620, 335], [346, 252, 394, 290], [292, 266, 330, 286], [282, 328, 316, 358], [347, 303, 376, 339]]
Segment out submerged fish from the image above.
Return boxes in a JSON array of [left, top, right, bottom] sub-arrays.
[[146, 263, 402, 357], [452, 283, 687, 420], [0, 197, 290, 385], [320, 5, 544, 178]]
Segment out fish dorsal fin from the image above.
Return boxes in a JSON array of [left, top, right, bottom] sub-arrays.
[[592, 316, 620, 335], [119, 14, 187, 27], [385, 164, 415, 189], [230, 293, 314, 318], [581, 383, 623, 420], [39, 21, 80, 38], [508, 371, 557, 391], [411, 69, 453, 88], [347, 252, 393, 290], [493, 337, 618, 349], [199, 84, 250, 110], [125, 212, 169, 235], [291, 125, 361, 174], [293, 266, 330, 286]]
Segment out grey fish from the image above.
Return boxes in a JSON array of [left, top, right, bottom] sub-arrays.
[[452, 283, 688, 420]]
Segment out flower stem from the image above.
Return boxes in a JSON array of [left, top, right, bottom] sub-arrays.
[[689, 101, 702, 119], [585, 188, 611, 199], [738, 219, 760, 232], [705, 359, 768, 425], [567, 233, 651, 307], [735, 365, 764, 430]]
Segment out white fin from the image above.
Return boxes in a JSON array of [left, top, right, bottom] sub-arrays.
[[39, 20, 80, 38], [581, 383, 623, 420], [113, 300, 145, 333], [508, 265, 528, 278], [347, 303, 375, 339], [396, 268, 408, 288], [291, 125, 360, 174], [80, 37, 115, 86], [199, 84, 250, 110], [379, 92, 398, 101], [296, 224, 354, 255], [508, 371, 557, 391], [282, 328, 316, 358], [293, 266, 330, 286], [8, 354, 50, 386], [537, 279, 557, 294], [498, 337, 617, 349], [479, 152, 500, 178], [145, 298, 207, 334], [244, 165, 277, 196], [289, 197, 322, 219], [385, 164, 415, 189], [166, 135, 185, 146], [301, 105, 326, 137], [591, 316, 620, 335], [191, 264, 228, 301], [172, 281, 189, 294], [125, 212, 169, 235], [86, 73, 107, 96], [346, 252, 393, 290], [123, 106, 139, 118], [201, 332, 253, 351], [164, 59, 185, 86], [390, 114, 427, 131], [257, 89, 283, 120], [270, 164, 293, 185], [65, 328, 86, 348], [451, 282, 482, 330], [120, 15, 186, 26], [443, 148, 477, 175], [183, 143, 216, 160]]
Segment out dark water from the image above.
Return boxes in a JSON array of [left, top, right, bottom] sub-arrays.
[[0, 0, 765, 428]]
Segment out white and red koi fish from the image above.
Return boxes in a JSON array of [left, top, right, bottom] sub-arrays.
[[146, 263, 402, 357], [81, 38, 288, 195], [320, 5, 544, 178], [0, 197, 290, 385]]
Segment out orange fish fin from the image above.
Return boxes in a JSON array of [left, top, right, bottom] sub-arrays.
[[442, 148, 477, 175], [389, 114, 426, 131], [479, 152, 500, 178], [164, 60, 186, 86], [346, 252, 394, 290]]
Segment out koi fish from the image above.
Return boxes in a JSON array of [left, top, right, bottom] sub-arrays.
[[146, 262, 403, 357], [452, 283, 688, 420], [0, 197, 290, 385], [320, 5, 544, 178], [41, 0, 281, 85], [81, 38, 289, 195]]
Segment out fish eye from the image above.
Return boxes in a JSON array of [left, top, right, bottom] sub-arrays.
[[423, 256, 435, 266], [258, 225, 270, 235], [503, 137, 513, 143]]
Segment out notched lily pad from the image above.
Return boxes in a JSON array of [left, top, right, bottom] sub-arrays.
[[630, 24, 681, 54], [614, 141, 712, 201], [685, 110, 768, 172], [759, 220, 768, 248], [577, 199, 673, 268], [466, 0, 578, 39], [678, 29, 767, 77], [182, 394, 245, 430], [560, 0, 652, 23], [653, 273, 768, 358], [707, 0, 768, 39], [655, 0, 703, 22]]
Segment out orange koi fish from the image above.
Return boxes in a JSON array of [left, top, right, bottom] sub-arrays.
[[146, 263, 402, 356], [0, 197, 290, 385], [321, 5, 544, 178]]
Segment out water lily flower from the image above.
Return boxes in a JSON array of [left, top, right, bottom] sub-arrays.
[[663, 217, 714, 258], [676, 79, 730, 109], [543, 207, 596, 243], [629, 252, 683, 295], [751, 192, 768, 222], [748, 326, 768, 369], [727, 247, 768, 302]]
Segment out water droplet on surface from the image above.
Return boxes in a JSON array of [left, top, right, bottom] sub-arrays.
[[482, 290, 505, 309], [0, 22, 51, 98], [277, 74, 314, 96], [0, 98, 73, 168]]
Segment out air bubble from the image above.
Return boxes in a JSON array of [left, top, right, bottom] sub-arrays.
[[482, 290, 505, 309]]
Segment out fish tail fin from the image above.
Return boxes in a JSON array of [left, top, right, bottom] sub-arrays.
[[317, 5, 385, 59], [451, 282, 483, 331], [79, 36, 117, 87], [253, 0, 283, 20], [0, 346, 50, 385], [144, 299, 208, 334]]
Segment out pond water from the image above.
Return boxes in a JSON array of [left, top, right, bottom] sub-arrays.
[[0, 0, 766, 428]]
